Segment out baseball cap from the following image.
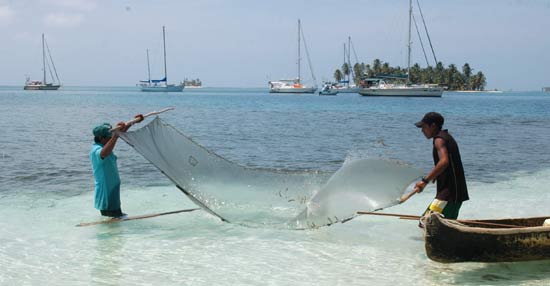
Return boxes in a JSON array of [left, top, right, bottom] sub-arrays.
[[92, 123, 113, 138], [415, 112, 444, 128]]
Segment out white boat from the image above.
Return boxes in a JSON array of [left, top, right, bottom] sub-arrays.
[[139, 26, 183, 92], [360, 79, 443, 97], [269, 19, 317, 94], [269, 79, 316, 94], [333, 86, 360, 93], [24, 34, 61, 90], [319, 82, 338, 96], [332, 37, 360, 94], [331, 81, 361, 94], [359, 0, 443, 97]]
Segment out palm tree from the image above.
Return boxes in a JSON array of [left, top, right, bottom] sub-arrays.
[[353, 63, 365, 85], [341, 63, 350, 83], [421, 66, 434, 84], [478, 72, 486, 90], [410, 63, 421, 84], [334, 69, 343, 83], [372, 59, 382, 75], [434, 62, 445, 85], [381, 62, 390, 75], [471, 71, 486, 91], [365, 64, 373, 78], [462, 63, 472, 90]]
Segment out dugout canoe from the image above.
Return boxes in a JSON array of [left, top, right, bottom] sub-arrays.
[[424, 213, 550, 263]]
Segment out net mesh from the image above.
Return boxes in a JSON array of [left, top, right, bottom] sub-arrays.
[[120, 117, 422, 228]]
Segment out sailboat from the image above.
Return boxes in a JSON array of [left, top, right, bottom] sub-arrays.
[[24, 34, 61, 90], [332, 36, 361, 94], [269, 19, 317, 94], [139, 26, 183, 92], [359, 0, 443, 97]]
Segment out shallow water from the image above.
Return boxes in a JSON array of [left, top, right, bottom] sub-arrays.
[[1, 87, 550, 285]]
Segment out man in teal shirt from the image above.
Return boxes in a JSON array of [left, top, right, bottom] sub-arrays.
[[90, 115, 142, 218]]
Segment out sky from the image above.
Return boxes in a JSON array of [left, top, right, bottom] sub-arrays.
[[1, 0, 549, 90]]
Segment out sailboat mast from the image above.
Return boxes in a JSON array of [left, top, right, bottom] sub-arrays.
[[297, 19, 301, 83], [146, 49, 151, 85], [42, 33, 46, 84], [343, 43, 347, 85], [162, 26, 168, 83], [407, 0, 412, 84], [348, 36, 352, 86]]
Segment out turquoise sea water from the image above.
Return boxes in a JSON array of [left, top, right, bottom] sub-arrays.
[[1, 87, 550, 285]]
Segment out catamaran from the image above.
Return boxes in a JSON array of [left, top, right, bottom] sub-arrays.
[[269, 19, 317, 94], [24, 34, 61, 90], [139, 26, 183, 92], [359, 0, 443, 97]]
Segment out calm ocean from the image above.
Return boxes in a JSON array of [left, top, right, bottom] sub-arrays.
[[1, 86, 549, 285]]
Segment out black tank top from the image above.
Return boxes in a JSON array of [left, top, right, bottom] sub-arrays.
[[433, 130, 469, 202]]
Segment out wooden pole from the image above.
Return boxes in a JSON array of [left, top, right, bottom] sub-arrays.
[[356, 211, 526, 229], [76, 208, 200, 227], [399, 188, 419, 204], [110, 107, 174, 132]]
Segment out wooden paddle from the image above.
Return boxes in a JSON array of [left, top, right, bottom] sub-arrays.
[[356, 211, 526, 229]]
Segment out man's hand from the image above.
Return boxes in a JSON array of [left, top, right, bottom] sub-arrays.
[[134, 114, 144, 123], [414, 180, 427, 193], [116, 121, 129, 133]]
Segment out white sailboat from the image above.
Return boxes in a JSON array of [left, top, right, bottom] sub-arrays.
[[24, 34, 61, 90], [269, 19, 317, 94], [139, 26, 183, 92], [332, 37, 360, 94], [359, 0, 443, 97]]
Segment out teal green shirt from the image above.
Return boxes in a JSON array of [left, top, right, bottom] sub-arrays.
[[90, 143, 121, 211]]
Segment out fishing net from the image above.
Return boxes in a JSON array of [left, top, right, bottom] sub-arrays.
[[120, 117, 422, 228]]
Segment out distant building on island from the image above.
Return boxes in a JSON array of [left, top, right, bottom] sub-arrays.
[[183, 78, 202, 88], [543, 87, 550, 92]]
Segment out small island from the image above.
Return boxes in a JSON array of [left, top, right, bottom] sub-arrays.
[[334, 59, 487, 91], [183, 78, 202, 88]]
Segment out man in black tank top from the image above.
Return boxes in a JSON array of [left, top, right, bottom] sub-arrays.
[[413, 112, 469, 219]]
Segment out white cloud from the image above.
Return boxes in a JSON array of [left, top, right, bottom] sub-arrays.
[[41, 0, 97, 11], [14, 31, 33, 41], [44, 13, 84, 27], [0, 5, 15, 24]]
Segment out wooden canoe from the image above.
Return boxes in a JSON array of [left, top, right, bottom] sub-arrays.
[[424, 213, 550, 263]]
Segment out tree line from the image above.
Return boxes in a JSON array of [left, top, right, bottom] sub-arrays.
[[334, 59, 487, 91], [183, 78, 202, 87]]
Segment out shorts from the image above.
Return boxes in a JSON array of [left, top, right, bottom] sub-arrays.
[[422, 199, 463, 219]]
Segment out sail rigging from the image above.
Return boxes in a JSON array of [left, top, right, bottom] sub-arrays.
[[358, 0, 443, 97], [139, 26, 183, 92], [269, 19, 317, 94], [24, 34, 61, 90]]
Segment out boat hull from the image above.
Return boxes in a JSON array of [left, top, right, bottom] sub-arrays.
[[359, 87, 443, 97], [424, 213, 550, 263], [141, 85, 184, 92], [24, 84, 61, 90], [270, 87, 317, 94], [334, 87, 360, 93]]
